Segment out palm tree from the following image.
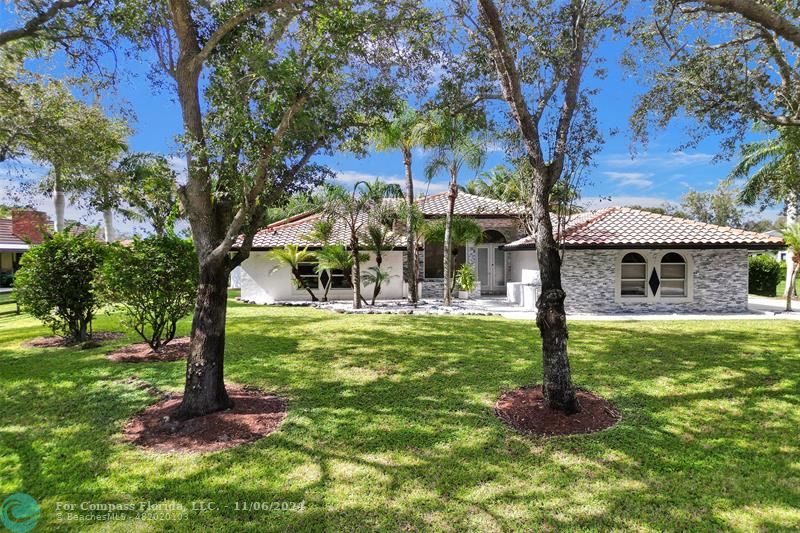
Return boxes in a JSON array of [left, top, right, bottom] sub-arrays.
[[362, 223, 394, 267], [417, 111, 486, 305], [423, 216, 484, 294], [372, 104, 424, 303], [781, 223, 800, 312], [304, 220, 335, 301], [729, 127, 800, 297], [268, 245, 318, 302], [361, 266, 395, 305]]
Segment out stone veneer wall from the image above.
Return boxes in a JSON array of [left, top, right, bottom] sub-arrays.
[[561, 248, 749, 314]]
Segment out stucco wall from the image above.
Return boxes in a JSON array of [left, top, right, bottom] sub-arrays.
[[241, 250, 405, 304]]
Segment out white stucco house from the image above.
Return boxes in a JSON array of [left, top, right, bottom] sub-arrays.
[[235, 193, 785, 314]]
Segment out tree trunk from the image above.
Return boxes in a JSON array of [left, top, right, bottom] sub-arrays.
[[352, 238, 362, 309], [175, 261, 233, 420], [102, 207, 115, 243], [53, 167, 65, 232], [785, 193, 798, 298], [787, 260, 798, 312], [442, 170, 457, 305], [322, 272, 331, 301], [403, 147, 418, 303], [532, 177, 578, 414], [291, 269, 318, 302]]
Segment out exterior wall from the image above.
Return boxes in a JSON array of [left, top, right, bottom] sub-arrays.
[[240, 250, 405, 304], [0, 253, 13, 273], [508, 250, 539, 284], [560, 248, 749, 314]]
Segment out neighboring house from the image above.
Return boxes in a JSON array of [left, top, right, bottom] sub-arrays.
[[237, 195, 785, 313], [0, 210, 50, 286]]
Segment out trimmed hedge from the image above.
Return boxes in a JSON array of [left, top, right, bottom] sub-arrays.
[[749, 254, 782, 296]]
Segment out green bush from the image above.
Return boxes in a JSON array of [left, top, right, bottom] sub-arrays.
[[748, 254, 782, 296], [101, 235, 198, 351], [0, 271, 13, 288], [15, 230, 106, 341], [455, 263, 476, 293]]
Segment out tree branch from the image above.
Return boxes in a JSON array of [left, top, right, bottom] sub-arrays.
[[0, 0, 89, 47]]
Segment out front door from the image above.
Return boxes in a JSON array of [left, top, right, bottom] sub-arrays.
[[476, 244, 506, 294]]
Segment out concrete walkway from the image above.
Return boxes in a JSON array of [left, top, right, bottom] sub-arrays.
[[490, 296, 800, 321]]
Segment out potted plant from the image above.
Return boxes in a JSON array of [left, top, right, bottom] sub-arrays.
[[455, 263, 476, 299]]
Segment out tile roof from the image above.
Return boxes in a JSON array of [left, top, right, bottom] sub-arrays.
[[0, 219, 28, 250], [504, 207, 786, 250], [239, 210, 407, 250], [415, 192, 521, 217]]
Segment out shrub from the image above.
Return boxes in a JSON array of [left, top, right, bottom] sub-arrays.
[[15, 230, 106, 341], [748, 254, 782, 296], [0, 271, 13, 288], [102, 235, 198, 351], [455, 263, 476, 293]]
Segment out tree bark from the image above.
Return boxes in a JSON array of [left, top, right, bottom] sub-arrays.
[[352, 237, 362, 309], [784, 193, 797, 298], [403, 147, 418, 303], [175, 261, 233, 419], [442, 169, 457, 305], [787, 262, 798, 312], [53, 167, 65, 232], [102, 207, 115, 242], [532, 178, 578, 414]]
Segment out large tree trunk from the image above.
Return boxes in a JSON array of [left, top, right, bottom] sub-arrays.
[[532, 179, 578, 414], [53, 167, 65, 232], [102, 207, 115, 242], [175, 260, 233, 420], [442, 169, 458, 305], [403, 147, 418, 303], [785, 194, 798, 298]]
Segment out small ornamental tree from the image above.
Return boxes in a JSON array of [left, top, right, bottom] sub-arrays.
[[102, 236, 198, 351], [15, 229, 106, 342], [748, 254, 782, 297]]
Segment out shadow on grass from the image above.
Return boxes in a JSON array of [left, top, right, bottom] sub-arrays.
[[1, 305, 798, 530]]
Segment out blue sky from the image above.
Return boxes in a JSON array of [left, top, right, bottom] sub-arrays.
[[0, 10, 774, 233]]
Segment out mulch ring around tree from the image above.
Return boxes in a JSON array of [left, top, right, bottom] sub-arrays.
[[494, 386, 620, 437], [122, 384, 288, 453], [107, 336, 190, 363], [22, 331, 125, 349]]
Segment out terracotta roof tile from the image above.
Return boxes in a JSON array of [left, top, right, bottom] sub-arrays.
[[505, 207, 785, 250], [415, 192, 521, 216], [0, 219, 28, 249]]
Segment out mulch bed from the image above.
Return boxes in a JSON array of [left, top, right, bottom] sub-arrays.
[[494, 386, 620, 437], [107, 336, 190, 363], [22, 331, 124, 349], [122, 384, 287, 453]]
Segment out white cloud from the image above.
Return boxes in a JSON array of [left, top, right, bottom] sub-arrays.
[[603, 151, 715, 169], [333, 170, 448, 195], [602, 171, 654, 189], [580, 195, 676, 210]]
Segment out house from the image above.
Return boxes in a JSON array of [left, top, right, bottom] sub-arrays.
[[236, 195, 785, 313], [0, 210, 50, 286]]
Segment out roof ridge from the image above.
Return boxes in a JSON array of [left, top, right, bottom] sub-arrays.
[[560, 207, 617, 239], [261, 210, 320, 232]]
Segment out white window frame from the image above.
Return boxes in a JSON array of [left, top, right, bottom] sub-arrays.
[[615, 250, 694, 304]]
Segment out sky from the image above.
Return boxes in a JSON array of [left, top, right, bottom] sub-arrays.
[[0, 8, 779, 235]]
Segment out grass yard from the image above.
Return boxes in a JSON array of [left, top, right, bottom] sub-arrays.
[[1, 299, 799, 531]]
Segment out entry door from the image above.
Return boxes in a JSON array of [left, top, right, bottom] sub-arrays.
[[477, 244, 506, 294]]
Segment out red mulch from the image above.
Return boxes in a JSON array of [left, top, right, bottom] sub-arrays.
[[122, 384, 287, 453], [107, 336, 190, 363], [22, 331, 124, 348], [494, 386, 620, 437]]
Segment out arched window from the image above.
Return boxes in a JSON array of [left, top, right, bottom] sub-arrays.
[[620, 252, 647, 297], [660, 252, 687, 297]]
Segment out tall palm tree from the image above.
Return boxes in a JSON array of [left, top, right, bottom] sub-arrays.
[[268, 245, 318, 302], [304, 219, 335, 301], [361, 266, 395, 305], [417, 111, 486, 305], [729, 126, 800, 297], [372, 104, 424, 303], [781, 223, 800, 312]]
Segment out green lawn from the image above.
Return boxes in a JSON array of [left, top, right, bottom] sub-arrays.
[[1, 301, 799, 531]]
